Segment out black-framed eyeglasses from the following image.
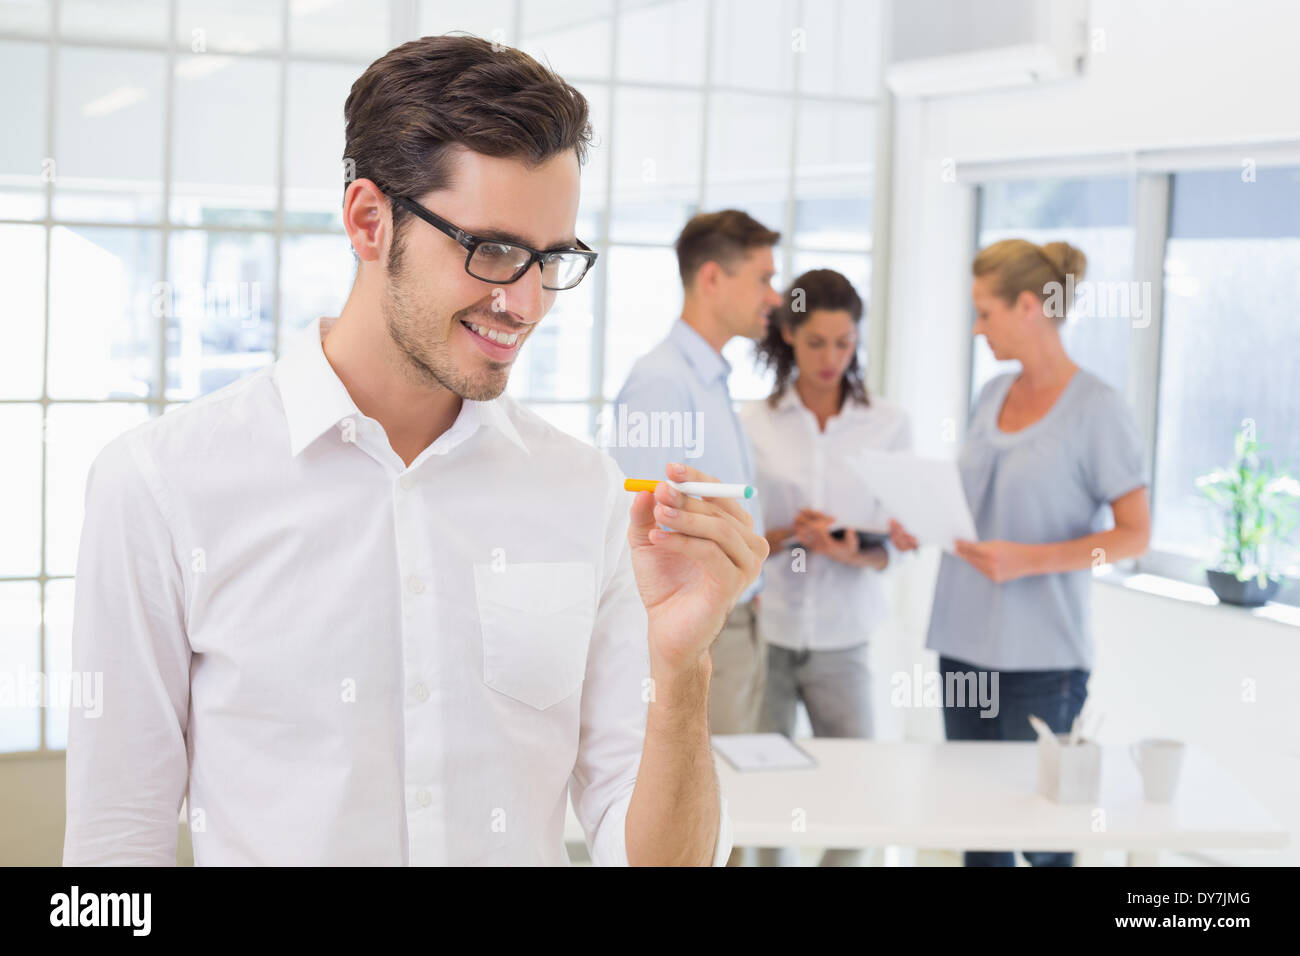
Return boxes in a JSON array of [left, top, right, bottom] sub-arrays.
[[377, 185, 597, 291]]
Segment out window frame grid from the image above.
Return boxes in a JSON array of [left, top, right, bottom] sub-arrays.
[[0, 0, 885, 756], [960, 143, 1300, 610]]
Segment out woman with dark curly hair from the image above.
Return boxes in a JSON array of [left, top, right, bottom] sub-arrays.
[[740, 268, 911, 866]]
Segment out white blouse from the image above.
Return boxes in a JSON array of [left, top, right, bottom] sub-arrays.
[[740, 386, 912, 651]]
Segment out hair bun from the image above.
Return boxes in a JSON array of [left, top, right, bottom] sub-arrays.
[[1039, 241, 1087, 283]]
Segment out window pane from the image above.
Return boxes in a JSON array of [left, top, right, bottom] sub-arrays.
[[280, 233, 354, 334], [794, 101, 873, 251], [519, 0, 613, 79], [0, 581, 41, 754], [290, 0, 389, 60], [420, 0, 515, 42], [166, 230, 275, 399], [704, 92, 791, 233], [791, 250, 870, 304], [723, 334, 775, 403], [617, 0, 706, 85], [171, 55, 278, 227], [176, 0, 284, 54], [1152, 166, 1300, 573], [48, 225, 161, 399], [44, 578, 76, 751], [60, 0, 167, 44], [0, 0, 50, 35], [575, 83, 609, 242], [506, 272, 594, 401], [45, 403, 151, 577], [602, 245, 680, 396], [711, 0, 798, 92], [973, 177, 1135, 398], [798, 0, 883, 97], [0, 40, 47, 220], [53, 47, 165, 223], [520, 403, 593, 444], [0, 405, 42, 577], [285, 61, 356, 230], [0, 224, 46, 398], [609, 89, 702, 243]]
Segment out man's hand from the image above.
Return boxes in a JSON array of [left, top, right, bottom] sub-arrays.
[[627, 462, 768, 677]]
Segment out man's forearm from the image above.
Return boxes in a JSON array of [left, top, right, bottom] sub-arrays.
[[624, 648, 719, 866]]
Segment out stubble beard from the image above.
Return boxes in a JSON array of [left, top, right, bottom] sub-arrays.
[[382, 256, 512, 402]]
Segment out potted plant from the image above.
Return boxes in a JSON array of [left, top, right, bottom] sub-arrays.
[[1195, 426, 1300, 607]]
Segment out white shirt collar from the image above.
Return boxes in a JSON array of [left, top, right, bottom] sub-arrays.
[[772, 382, 870, 418], [773, 386, 804, 414], [272, 316, 528, 459]]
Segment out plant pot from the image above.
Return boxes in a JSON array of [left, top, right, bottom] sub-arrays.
[[1205, 569, 1280, 607]]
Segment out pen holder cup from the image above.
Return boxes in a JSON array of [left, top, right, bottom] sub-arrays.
[[1037, 735, 1101, 804]]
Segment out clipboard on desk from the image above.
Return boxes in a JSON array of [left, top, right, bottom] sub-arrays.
[[711, 733, 818, 772]]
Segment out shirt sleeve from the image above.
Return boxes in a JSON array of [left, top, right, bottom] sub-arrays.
[[711, 794, 735, 865], [1080, 385, 1148, 505], [62, 430, 192, 866], [569, 453, 733, 866]]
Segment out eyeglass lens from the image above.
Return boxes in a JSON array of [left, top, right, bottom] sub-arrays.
[[467, 242, 589, 289]]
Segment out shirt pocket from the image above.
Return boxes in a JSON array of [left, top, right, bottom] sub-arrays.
[[472, 561, 597, 710]]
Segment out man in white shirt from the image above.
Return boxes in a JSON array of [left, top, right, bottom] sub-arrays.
[[62, 35, 766, 866]]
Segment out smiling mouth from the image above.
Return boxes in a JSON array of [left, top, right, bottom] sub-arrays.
[[460, 318, 524, 348]]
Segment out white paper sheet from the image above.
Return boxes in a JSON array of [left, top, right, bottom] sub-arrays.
[[711, 733, 818, 772], [769, 475, 888, 536], [847, 450, 978, 553]]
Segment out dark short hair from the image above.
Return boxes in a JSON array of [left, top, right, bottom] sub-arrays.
[[343, 34, 593, 257], [674, 209, 780, 287]]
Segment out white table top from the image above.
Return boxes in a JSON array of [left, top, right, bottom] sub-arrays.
[[565, 739, 1289, 853]]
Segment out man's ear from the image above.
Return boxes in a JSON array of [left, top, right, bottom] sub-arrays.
[[343, 179, 388, 264], [692, 260, 720, 297]]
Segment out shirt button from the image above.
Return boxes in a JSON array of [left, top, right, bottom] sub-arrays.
[[399, 474, 414, 491], [407, 575, 425, 594], [411, 681, 428, 702], [415, 789, 432, 808]]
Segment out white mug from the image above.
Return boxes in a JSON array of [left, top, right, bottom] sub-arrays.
[[1130, 738, 1185, 802]]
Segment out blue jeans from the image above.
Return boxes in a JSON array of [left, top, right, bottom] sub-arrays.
[[938, 654, 1089, 867]]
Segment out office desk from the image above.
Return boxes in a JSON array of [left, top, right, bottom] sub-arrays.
[[565, 739, 1288, 865]]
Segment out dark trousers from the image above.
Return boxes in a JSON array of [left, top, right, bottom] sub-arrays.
[[938, 654, 1089, 867]]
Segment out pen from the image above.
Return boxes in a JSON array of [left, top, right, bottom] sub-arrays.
[[623, 478, 755, 499]]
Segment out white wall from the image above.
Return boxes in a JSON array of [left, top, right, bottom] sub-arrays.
[[881, 0, 1300, 863]]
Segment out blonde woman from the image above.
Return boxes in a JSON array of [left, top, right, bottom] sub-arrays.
[[741, 269, 911, 867], [891, 239, 1150, 867]]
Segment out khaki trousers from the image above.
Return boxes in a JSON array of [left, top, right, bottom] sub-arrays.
[[708, 599, 765, 736]]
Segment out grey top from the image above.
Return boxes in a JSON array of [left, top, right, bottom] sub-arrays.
[[926, 368, 1146, 671]]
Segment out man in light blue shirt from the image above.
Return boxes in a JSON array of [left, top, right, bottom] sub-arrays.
[[608, 210, 782, 740]]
